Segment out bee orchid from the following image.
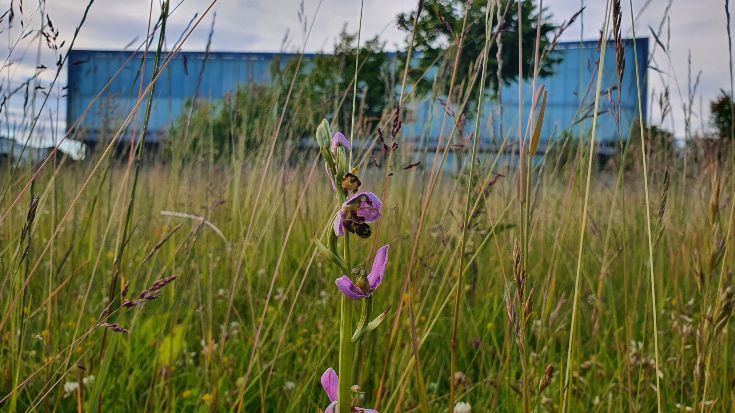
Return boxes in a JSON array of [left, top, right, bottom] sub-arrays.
[[335, 245, 388, 300]]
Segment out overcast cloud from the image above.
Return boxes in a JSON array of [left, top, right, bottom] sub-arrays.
[[2, 0, 732, 137]]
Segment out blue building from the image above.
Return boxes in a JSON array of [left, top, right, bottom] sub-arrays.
[[66, 39, 647, 150], [400, 38, 648, 154]]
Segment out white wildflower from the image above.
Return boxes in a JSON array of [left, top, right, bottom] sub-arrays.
[[63, 381, 79, 398], [454, 401, 471, 413]]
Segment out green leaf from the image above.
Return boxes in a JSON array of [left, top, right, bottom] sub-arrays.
[[529, 88, 548, 155], [314, 237, 348, 274], [352, 305, 391, 342]]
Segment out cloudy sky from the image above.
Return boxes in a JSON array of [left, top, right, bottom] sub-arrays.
[[2, 0, 732, 137]]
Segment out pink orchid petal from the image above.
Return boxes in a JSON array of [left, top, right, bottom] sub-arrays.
[[333, 212, 346, 237], [343, 192, 383, 224], [324, 401, 338, 413], [321, 368, 339, 402], [330, 132, 351, 154], [362, 192, 383, 211], [367, 245, 389, 291], [356, 207, 382, 223], [344, 191, 382, 210]]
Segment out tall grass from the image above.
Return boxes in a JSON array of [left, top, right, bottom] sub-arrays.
[[2, 0, 735, 412]]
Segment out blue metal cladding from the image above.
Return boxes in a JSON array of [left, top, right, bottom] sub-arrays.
[[67, 39, 647, 147], [400, 38, 648, 150], [67, 50, 308, 142]]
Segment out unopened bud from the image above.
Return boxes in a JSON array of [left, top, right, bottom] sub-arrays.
[[335, 147, 348, 181], [315, 119, 330, 152]]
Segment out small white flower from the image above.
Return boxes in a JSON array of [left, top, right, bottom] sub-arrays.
[[283, 381, 296, 391], [200, 339, 217, 357], [63, 381, 79, 397], [83, 375, 95, 386], [229, 321, 240, 336], [274, 287, 285, 301], [454, 401, 471, 413]]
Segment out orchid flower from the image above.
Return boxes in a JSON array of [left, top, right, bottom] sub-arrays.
[[333, 192, 383, 238], [321, 368, 378, 413], [335, 245, 388, 300]]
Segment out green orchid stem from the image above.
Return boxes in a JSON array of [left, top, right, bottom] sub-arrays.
[[338, 233, 354, 413]]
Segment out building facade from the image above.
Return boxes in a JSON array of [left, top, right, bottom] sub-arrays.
[[67, 39, 647, 150]]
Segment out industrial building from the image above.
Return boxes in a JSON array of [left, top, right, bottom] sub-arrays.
[[66, 39, 647, 152]]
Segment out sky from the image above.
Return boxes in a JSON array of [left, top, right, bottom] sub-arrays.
[[2, 0, 732, 138]]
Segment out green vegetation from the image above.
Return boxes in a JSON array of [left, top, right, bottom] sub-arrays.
[[2, 0, 735, 412], [3, 135, 734, 412], [710, 90, 735, 140], [397, 0, 559, 100]]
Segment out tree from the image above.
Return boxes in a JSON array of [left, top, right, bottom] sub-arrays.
[[271, 27, 395, 133], [710, 90, 734, 139], [396, 0, 559, 103]]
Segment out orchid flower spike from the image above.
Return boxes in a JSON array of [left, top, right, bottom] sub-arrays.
[[321, 368, 378, 413], [335, 245, 388, 300], [333, 192, 383, 238], [330, 132, 351, 154]]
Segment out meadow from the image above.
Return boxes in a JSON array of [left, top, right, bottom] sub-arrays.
[[2, 0, 735, 412]]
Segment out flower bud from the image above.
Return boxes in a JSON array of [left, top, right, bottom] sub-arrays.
[[335, 147, 348, 182], [315, 119, 331, 154]]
